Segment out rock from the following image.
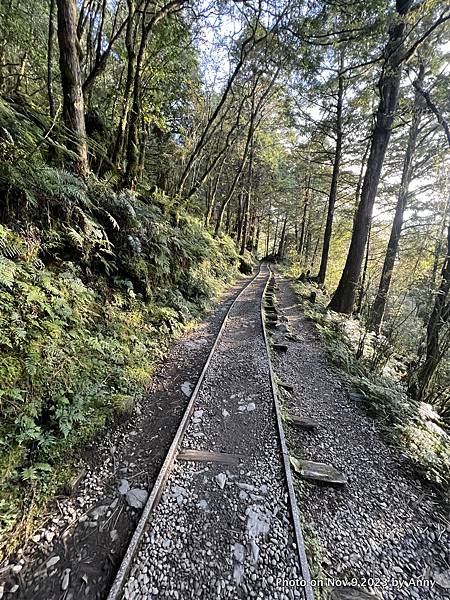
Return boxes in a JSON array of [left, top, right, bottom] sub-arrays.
[[181, 381, 193, 397], [110, 530, 119, 542], [11, 565, 22, 574], [246, 506, 270, 537], [125, 488, 148, 509], [435, 569, 450, 589], [246, 402, 256, 411], [61, 569, 71, 591], [331, 587, 378, 599], [286, 414, 318, 431], [237, 483, 255, 492], [46, 556, 60, 569], [222, 409, 230, 417], [250, 541, 260, 562], [45, 531, 55, 543], [215, 473, 227, 489], [290, 457, 347, 485], [349, 392, 365, 402], [233, 563, 244, 585], [118, 479, 130, 495], [272, 343, 288, 352], [278, 380, 294, 392], [197, 499, 208, 510], [233, 542, 245, 562], [9, 585, 19, 594], [275, 323, 290, 334], [90, 505, 109, 520]]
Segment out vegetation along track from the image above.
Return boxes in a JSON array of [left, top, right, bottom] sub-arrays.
[[107, 263, 313, 600]]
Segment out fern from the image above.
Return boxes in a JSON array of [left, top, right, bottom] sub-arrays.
[[0, 257, 16, 289]]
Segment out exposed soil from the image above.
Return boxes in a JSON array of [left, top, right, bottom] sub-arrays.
[[1, 275, 252, 600]]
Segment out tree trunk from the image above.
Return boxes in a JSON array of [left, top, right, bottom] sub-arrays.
[[278, 215, 288, 259], [329, 0, 413, 313], [112, 0, 137, 169], [355, 220, 371, 316], [56, 0, 89, 176], [409, 223, 450, 400], [368, 64, 424, 332], [317, 54, 344, 285], [408, 64, 450, 400], [265, 200, 271, 257], [125, 1, 186, 189], [240, 132, 254, 255], [47, 0, 56, 118], [298, 177, 310, 259]]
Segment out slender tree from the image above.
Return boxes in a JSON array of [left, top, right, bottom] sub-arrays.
[[329, 0, 414, 313], [316, 52, 345, 285], [368, 62, 425, 333], [56, 0, 89, 176]]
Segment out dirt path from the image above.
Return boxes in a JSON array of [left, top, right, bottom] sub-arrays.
[[3, 275, 253, 600], [271, 273, 449, 600]]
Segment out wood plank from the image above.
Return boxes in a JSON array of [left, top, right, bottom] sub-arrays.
[[177, 449, 244, 465]]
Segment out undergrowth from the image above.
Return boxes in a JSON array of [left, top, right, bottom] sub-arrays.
[[284, 271, 449, 502], [0, 97, 245, 558]]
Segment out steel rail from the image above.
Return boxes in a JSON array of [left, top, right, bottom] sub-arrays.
[[260, 265, 314, 600], [106, 264, 264, 600]]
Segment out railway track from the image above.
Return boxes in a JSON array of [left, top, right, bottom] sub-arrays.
[[107, 263, 313, 600]]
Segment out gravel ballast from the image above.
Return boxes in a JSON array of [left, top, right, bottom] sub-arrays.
[[271, 273, 450, 600], [120, 266, 305, 600]]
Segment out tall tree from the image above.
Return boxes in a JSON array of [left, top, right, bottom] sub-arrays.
[[56, 0, 89, 175], [409, 83, 450, 400], [328, 0, 413, 314], [316, 51, 345, 285], [368, 61, 425, 333]]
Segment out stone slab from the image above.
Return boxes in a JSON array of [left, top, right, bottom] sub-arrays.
[[272, 343, 288, 352], [290, 457, 347, 485], [278, 380, 294, 392], [286, 415, 317, 431]]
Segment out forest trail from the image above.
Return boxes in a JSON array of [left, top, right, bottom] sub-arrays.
[[272, 273, 450, 600], [2, 2, 450, 599], [6, 267, 449, 600], [115, 264, 309, 600]]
